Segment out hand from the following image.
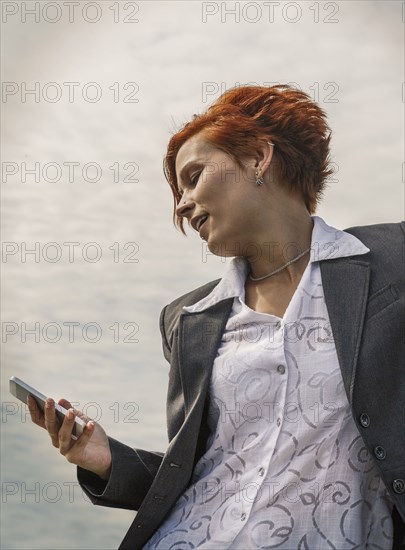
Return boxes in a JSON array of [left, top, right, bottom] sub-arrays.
[[27, 395, 112, 480]]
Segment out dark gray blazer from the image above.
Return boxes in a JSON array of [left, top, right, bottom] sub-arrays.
[[78, 222, 405, 549]]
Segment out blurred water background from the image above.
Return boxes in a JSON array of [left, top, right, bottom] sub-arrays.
[[1, 1, 403, 548]]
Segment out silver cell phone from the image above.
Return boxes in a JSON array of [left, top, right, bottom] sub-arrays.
[[9, 376, 85, 439]]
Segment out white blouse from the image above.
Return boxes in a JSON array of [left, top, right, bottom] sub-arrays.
[[144, 216, 394, 549]]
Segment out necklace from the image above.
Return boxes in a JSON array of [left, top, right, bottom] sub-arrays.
[[248, 246, 311, 282]]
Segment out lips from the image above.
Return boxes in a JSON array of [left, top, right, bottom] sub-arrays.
[[196, 215, 208, 232], [191, 214, 209, 233]]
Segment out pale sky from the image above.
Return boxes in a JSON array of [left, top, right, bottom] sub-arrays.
[[1, 1, 403, 548]]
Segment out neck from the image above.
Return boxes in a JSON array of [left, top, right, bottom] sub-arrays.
[[246, 213, 314, 284]]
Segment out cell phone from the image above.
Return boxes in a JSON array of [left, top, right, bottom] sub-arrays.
[[9, 376, 85, 439]]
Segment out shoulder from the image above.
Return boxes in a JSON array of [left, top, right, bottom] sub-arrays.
[[160, 278, 221, 340], [165, 278, 221, 312], [343, 220, 404, 247], [343, 220, 404, 291]]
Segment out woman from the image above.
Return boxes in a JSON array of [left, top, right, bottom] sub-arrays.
[[29, 85, 404, 549]]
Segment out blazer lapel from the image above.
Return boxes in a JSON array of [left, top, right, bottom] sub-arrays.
[[320, 257, 370, 404], [178, 298, 234, 416]]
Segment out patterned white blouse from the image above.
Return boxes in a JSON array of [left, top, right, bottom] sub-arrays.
[[144, 216, 394, 549]]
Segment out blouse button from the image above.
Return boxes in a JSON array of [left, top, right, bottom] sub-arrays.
[[275, 321, 281, 330], [277, 364, 286, 374], [240, 513, 246, 521], [258, 467, 265, 476], [276, 418, 281, 427]]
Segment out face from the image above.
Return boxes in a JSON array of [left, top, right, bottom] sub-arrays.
[[175, 134, 271, 257]]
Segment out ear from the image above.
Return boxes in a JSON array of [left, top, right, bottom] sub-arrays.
[[254, 141, 275, 177]]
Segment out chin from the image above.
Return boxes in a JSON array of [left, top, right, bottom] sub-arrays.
[[205, 238, 242, 258]]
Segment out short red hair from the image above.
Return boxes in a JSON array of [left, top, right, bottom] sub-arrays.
[[164, 84, 332, 232]]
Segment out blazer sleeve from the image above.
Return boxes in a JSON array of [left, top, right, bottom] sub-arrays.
[[76, 306, 173, 511], [77, 439, 164, 511]]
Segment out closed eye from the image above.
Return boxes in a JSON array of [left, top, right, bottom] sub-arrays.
[[190, 171, 201, 186], [177, 163, 203, 199]]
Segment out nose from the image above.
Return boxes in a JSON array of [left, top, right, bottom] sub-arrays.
[[175, 194, 195, 219]]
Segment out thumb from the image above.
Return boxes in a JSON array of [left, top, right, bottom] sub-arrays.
[[58, 399, 91, 423], [71, 420, 95, 452]]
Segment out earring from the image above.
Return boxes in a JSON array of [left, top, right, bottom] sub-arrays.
[[255, 170, 264, 186], [255, 141, 274, 186], [255, 142, 274, 185]]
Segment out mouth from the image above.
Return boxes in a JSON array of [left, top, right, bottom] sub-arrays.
[[192, 214, 209, 233]]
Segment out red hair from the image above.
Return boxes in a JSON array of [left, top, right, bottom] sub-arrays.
[[164, 84, 333, 232]]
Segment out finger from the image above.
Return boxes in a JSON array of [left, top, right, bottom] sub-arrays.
[[27, 395, 46, 428], [58, 398, 72, 410], [58, 408, 77, 455], [58, 399, 90, 424], [65, 420, 95, 461], [70, 406, 90, 423], [44, 398, 61, 447]]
